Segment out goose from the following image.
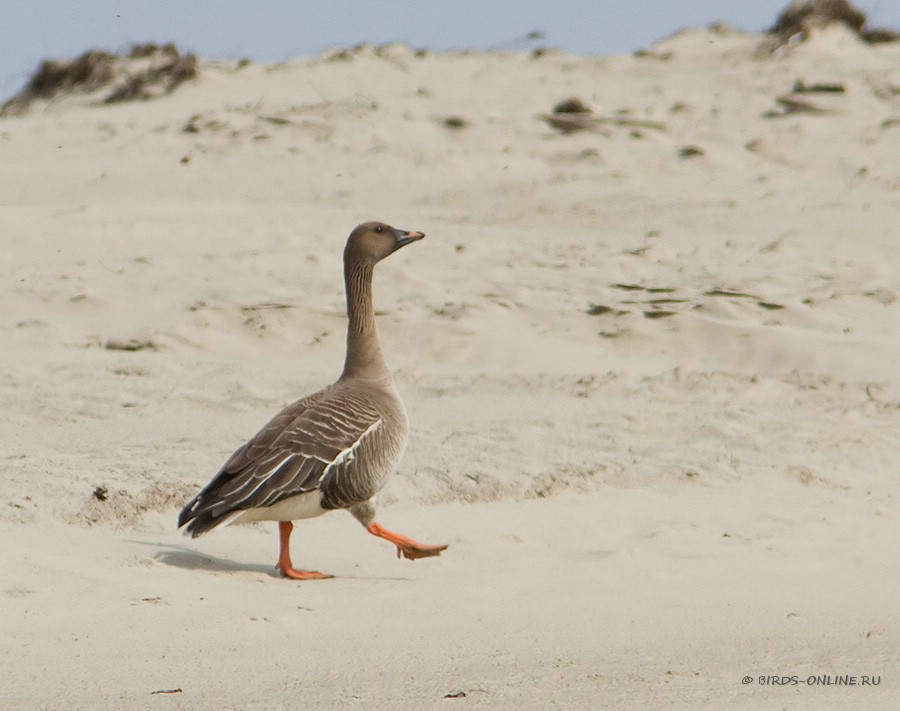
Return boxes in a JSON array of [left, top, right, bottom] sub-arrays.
[[178, 221, 447, 579]]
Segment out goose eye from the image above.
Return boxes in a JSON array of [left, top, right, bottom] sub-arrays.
[[375, 226, 383, 233]]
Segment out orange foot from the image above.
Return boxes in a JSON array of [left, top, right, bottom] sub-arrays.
[[366, 521, 449, 560], [278, 566, 333, 580], [277, 521, 333, 580]]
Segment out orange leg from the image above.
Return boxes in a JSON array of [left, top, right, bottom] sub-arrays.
[[277, 521, 333, 580], [366, 521, 448, 560]]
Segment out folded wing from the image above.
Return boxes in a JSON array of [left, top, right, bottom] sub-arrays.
[[178, 388, 381, 536]]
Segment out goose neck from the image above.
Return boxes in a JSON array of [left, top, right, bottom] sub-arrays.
[[341, 258, 389, 380]]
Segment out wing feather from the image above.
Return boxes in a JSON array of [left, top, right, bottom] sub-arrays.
[[178, 386, 383, 535]]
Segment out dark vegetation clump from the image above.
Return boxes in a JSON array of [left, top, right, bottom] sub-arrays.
[[861, 27, 900, 43], [541, 98, 667, 135], [770, 0, 866, 36], [128, 42, 180, 59], [678, 146, 704, 159], [552, 97, 592, 114], [1, 43, 198, 116], [24, 50, 116, 97], [767, 0, 900, 48], [441, 116, 469, 129], [105, 51, 197, 104]]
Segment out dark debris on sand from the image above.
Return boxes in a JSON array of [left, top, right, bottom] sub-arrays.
[[552, 97, 592, 115], [1, 43, 197, 116]]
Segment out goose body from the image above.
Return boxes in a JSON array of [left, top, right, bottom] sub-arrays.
[[178, 221, 447, 578]]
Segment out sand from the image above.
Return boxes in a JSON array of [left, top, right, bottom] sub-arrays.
[[1, 23, 898, 710]]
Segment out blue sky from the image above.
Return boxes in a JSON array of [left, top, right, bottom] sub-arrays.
[[2, 1, 898, 100]]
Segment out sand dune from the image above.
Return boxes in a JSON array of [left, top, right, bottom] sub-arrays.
[[1, 21, 898, 709]]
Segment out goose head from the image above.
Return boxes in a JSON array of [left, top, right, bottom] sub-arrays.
[[345, 221, 425, 265]]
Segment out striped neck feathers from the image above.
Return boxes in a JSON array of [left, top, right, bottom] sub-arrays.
[[341, 258, 390, 381]]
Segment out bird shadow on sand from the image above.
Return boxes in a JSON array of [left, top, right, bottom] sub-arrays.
[[128, 540, 417, 581], [152, 546, 275, 576]]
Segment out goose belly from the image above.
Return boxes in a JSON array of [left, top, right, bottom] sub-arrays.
[[230, 490, 326, 524]]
